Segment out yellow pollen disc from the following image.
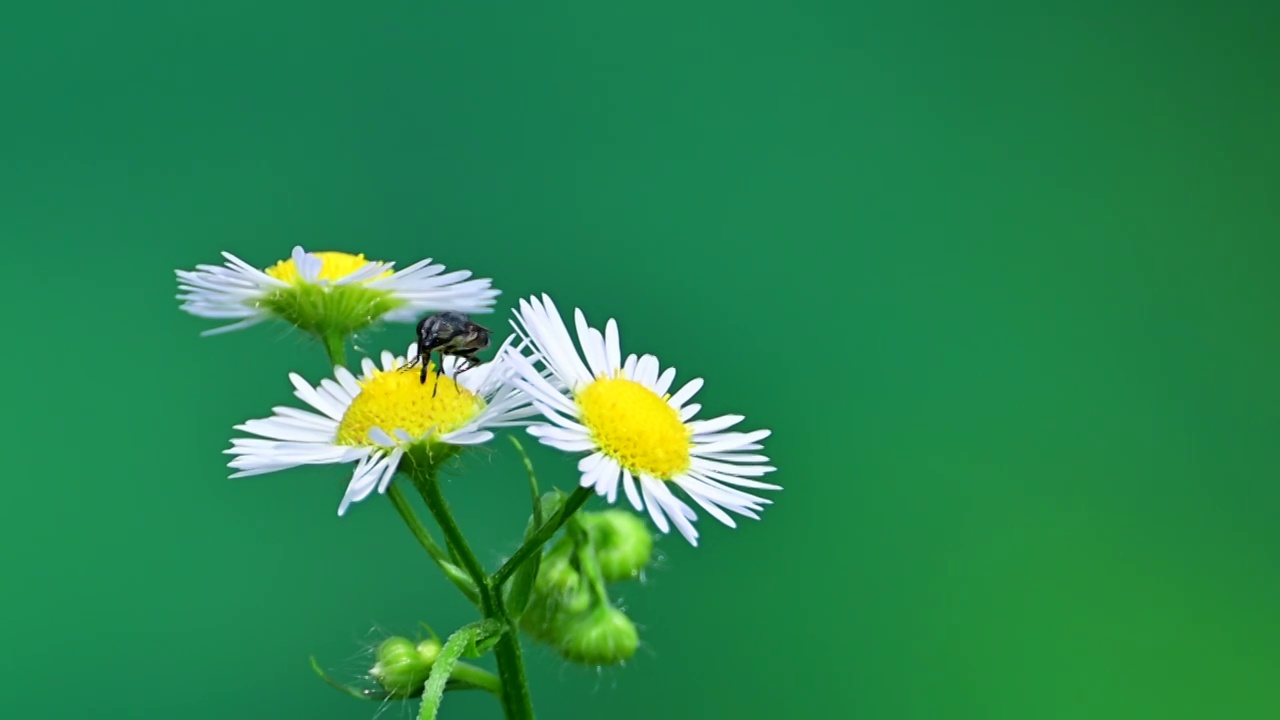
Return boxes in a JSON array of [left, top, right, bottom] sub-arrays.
[[576, 378, 692, 480], [336, 364, 484, 447], [264, 251, 393, 285]]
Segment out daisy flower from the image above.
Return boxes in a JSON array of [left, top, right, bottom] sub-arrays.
[[175, 245, 500, 337], [226, 338, 536, 515], [502, 294, 779, 546]]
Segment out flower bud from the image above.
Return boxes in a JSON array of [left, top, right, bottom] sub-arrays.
[[536, 552, 581, 594], [584, 510, 653, 581], [369, 636, 441, 697], [533, 553, 592, 613], [555, 606, 639, 666]]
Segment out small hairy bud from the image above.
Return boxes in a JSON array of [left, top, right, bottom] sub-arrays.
[[555, 606, 639, 666], [582, 509, 654, 582], [368, 635, 441, 697]]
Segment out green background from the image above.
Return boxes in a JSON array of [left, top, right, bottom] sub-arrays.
[[3, 1, 1278, 718]]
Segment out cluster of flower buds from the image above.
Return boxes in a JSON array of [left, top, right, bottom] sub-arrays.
[[519, 509, 653, 666], [369, 635, 444, 698]]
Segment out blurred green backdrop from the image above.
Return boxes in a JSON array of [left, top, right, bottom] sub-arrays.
[[2, 1, 1278, 718]]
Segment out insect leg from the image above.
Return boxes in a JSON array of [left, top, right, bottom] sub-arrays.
[[401, 343, 423, 374], [420, 349, 434, 384], [454, 350, 483, 375], [455, 349, 488, 391], [431, 353, 447, 397]]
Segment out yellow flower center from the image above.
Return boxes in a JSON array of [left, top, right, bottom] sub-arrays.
[[265, 251, 392, 285], [576, 378, 692, 480], [336, 363, 484, 447]]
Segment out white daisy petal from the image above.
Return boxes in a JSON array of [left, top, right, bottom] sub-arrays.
[[688, 432, 762, 446], [292, 246, 321, 282], [333, 365, 363, 398], [643, 476, 699, 545], [696, 452, 771, 463], [653, 366, 677, 397], [604, 319, 622, 376], [503, 351, 579, 415], [198, 317, 265, 336], [587, 327, 611, 376], [621, 469, 643, 511], [529, 401, 589, 432], [528, 424, 592, 444], [596, 456, 622, 502], [578, 451, 608, 474], [339, 454, 383, 515], [441, 430, 495, 445], [377, 449, 404, 493], [517, 295, 593, 387], [575, 309, 608, 377], [233, 418, 333, 443], [581, 457, 610, 492], [689, 461, 783, 490], [680, 473, 771, 511], [639, 478, 672, 534], [367, 427, 396, 446], [688, 414, 745, 435], [318, 377, 353, 405], [288, 373, 346, 421], [690, 457, 777, 477], [668, 378, 704, 409], [634, 355, 660, 389], [690, 429, 773, 455], [678, 482, 738, 527], [270, 406, 337, 428], [541, 437, 599, 452]]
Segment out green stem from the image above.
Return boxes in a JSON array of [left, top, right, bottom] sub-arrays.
[[322, 331, 346, 367], [492, 486, 593, 589], [567, 516, 611, 604], [487, 588, 533, 718], [409, 464, 535, 720], [387, 483, 481, 607], [449, 661, 503, 696], [410, 469, 493, 606]]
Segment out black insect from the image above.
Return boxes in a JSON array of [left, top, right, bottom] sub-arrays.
[[403, 311, 491, 396]]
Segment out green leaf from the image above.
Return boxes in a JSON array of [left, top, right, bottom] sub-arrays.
[[439, 559, 481, 602], [505, 490, 568, 618], [309, 656, 381, 701], [503, 439, 559, 619], [418, 621, 441, 644], [509, 436, 541, 523], [464, 618, 507, 657], [418, 621, 505, 720]]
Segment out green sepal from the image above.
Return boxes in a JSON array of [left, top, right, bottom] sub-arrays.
[[554, 605, 639, 666], [261, 280, 403, 339]]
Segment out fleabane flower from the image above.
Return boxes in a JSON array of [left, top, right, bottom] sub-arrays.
[[175, 245, 499, 337], [226, 338, 536, 515], [503, 294, 778, 546]]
